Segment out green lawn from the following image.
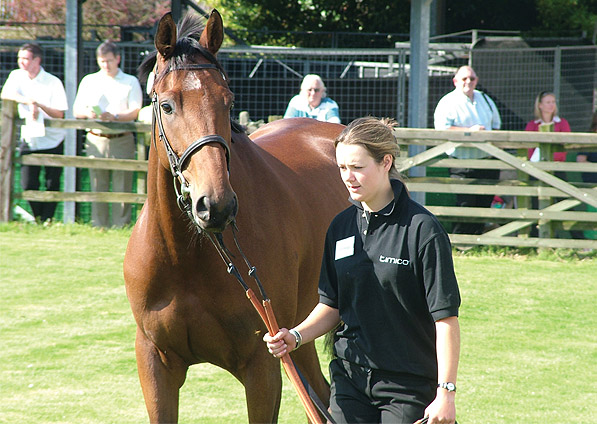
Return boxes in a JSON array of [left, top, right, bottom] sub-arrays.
[[0, 223, 595, 423]]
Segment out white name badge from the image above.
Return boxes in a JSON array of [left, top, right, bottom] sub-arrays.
[[335, 236, 355, 260]]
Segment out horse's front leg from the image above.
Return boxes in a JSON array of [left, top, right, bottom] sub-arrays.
[[135, 327, 188, 423], [239, 351, 283, 424]]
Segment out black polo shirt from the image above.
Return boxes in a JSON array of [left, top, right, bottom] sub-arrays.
[[318, 179, 460, 380]]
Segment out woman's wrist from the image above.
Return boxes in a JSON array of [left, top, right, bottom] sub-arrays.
[[288, 328, 302, 350]]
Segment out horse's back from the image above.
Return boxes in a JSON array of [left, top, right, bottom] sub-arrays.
[[246, 117, 345, 200], [233, 118, 345, 215]]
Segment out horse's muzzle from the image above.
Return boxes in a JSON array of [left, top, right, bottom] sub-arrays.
[[194, 192, 238, 232]]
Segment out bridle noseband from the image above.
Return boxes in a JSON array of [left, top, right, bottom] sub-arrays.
[[151, 63, 231, 217]]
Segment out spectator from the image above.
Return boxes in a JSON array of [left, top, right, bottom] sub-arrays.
[[264, 117, 461, 424], [525, 91, 570, 162], [284, 74, 340, 123], [1, 43, 68, 223], [434, 65, 502, 234], [73, 41, 142, 228]]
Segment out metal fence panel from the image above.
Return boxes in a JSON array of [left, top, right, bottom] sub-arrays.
[[1, 39, 595, 131]]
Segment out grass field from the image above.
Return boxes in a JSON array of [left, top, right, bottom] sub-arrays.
[[0, 222, 595, 423]]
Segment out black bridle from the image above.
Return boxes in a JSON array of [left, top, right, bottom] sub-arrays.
[[150, 60, 334, 424], [151, 63, 231, 218]]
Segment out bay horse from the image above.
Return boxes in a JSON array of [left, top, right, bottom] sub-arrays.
[[124, 10, 348, 423]]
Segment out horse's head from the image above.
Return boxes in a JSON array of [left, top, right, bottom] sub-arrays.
[[140, 10, 237, 232]]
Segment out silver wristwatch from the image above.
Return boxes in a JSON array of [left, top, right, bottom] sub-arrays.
[[288, 328, 302, 350], [438, 382, 456, 392]]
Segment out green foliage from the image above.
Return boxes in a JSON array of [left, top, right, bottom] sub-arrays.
[[211, 0, 410, 46], [534, 0, 597, 36], [211, 0, 597, 46], [0, 222, 595, 423]]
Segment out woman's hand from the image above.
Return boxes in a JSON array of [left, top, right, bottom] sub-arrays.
[[422, 389, 456, 424], [263, 328, 294, 358]]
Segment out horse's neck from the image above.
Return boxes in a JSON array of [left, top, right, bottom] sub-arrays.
[[145, 151, 193, 245]]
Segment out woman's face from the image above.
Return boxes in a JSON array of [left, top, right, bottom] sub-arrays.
[[336, 142, 392, 211], [539, 94, 557, 117]]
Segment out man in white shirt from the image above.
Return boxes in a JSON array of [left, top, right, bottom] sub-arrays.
[[1, 43, 68, 222], [73, 41, 142, 228], [434, 66, 502, 234]]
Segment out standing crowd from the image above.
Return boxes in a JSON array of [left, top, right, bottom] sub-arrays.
[[2, 41, 142, 227]]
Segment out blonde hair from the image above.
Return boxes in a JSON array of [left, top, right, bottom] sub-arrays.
[[534, 91, 558, 121], [334, 117, 402, 180]]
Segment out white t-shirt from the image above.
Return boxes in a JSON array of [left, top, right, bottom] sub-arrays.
[[1, 67, 68, 150], [73, 69, 142, 128], [434, 89, 501, 159]]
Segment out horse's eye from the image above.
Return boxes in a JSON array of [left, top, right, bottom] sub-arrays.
[[230, 101, 235, 111], [161, 102, 173, 114]]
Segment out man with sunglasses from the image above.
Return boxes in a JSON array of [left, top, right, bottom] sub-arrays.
[[434, 66, 502, 234], [284, 74, 340, 123]]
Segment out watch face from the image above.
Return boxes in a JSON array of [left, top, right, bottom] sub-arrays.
[[439, 382, 456, 391]]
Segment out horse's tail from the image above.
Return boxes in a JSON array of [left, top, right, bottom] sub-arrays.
[[323, 323, 341, 358]]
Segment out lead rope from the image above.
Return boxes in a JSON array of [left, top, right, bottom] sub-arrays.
[[204, 227, 335, 424]]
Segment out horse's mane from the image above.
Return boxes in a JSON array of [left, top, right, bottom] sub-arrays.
[[138, 13, 222, 85]]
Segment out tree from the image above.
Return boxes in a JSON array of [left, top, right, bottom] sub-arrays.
[[534, 0, 597, 36], [211, 0, 410, 46], [444, 0, 597, 37], [211, 0, 597, 46], [3, 0, 170, 40]]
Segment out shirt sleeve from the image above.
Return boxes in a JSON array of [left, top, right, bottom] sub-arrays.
[[318, 230, 339, 308], [419, 232, 461, 321], [559, 118, 571, 132], [50, 78, 68, 112], [128, 77, 143, 111], [73, 76, 91, 114], [325, 102, 341, 123], [434, 97, 453, 130], [284, 96, 299, 118], [0, 71, 19, 100], [488, 96, 501, 129]]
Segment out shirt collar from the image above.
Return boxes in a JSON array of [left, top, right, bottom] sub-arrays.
[[534, 116, 561, 124], [349, 178, 405, 216]]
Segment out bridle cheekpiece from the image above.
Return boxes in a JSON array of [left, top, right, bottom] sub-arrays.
[[150, 62, 231, 219]]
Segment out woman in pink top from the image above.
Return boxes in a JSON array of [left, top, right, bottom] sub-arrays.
[[525, 91, 570, 162]]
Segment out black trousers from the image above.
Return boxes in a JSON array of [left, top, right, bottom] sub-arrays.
[[449, 167, 500, 235], [19, 142, 64, 222], [329, 358, 436, 424]]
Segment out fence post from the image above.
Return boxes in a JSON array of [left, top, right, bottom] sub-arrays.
[[537, 143, 556, 239], [516, 147, 531, 236], [0, 100, 17, 222]]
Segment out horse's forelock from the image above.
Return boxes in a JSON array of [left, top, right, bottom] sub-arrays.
[[177, 13, 205, 41]]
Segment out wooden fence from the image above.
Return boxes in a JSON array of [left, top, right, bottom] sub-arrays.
[[2, 100, 596, 249]]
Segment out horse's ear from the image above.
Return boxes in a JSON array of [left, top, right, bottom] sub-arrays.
[[199, 9, 224, 56], [155, 12, 177, 60]]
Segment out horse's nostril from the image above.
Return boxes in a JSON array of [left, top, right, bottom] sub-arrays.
[[196, 196, 209, 220]]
